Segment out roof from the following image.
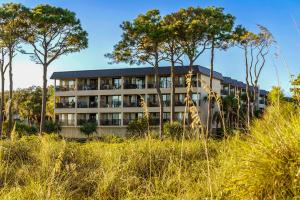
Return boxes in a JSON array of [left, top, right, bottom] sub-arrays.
[[50, 65, 223, 80], [50, 65, 268, 93]]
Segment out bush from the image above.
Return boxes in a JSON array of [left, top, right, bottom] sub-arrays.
[[44, 120, 61, 134], [80, 122, 97, 137], [126, 117, 148, 138], [217, 104, 300, 199], [15, 122, 38, 136], [163, 121, 183, 139]]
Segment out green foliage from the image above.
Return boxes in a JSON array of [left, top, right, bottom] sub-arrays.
[[163, 121, 183, 139], [98, 135, 124, 143], [291, 74, 300, 100], [216, 103, 300, 199], [2, 121, 38, 136], [268, 86, 284, 105], [126, 117, 148, 138], [0, 104, 299, 199], [79, 122, 97, 137], [44, 120, 61, 134], [23, 4, 88, 64]]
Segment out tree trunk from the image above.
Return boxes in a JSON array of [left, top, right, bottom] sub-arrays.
[[207, 40, 215, 136], [170, 59, 175, 123], [0, 62, 5, 137], [187, 59, 194, 125], [40, 64, 48, 134], [6, 48, 13, 138], [244, 47, 251, 128], [154, 65, 163, 138]]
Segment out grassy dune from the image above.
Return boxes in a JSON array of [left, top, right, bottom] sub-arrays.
[[0, 104, 299, 199]]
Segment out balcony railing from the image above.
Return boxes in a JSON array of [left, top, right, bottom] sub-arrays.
[[123, 101, 141, 107], [175, 101, 185, 106], [77, 84, 98, 90], [100, 84, 121, 90], [77, 118, 97, 126], [100, 119, 121, 126], [56, 102, 75, 108], [221, 90, 229, 95], [163, 101, 170, 107], [175, 83, 186, 88], [55, 85, 75, 91], [100, 101, 121, 108], [59, 119, 75, 126], [124, 83, 145, 89], [148, 101, 159, 107], [147, 83, 155, 88], [77, 101, 98, 108]]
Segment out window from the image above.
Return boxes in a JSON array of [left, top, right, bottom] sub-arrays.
[[160, 76, 171, 88]]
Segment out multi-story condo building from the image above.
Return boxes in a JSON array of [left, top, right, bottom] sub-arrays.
[[51, 65, 268, 138]]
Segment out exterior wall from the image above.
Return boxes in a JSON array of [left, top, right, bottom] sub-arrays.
[[54, 69, 267, 138]]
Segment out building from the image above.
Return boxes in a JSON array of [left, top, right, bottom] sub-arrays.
[[50, 65, 268, 138]]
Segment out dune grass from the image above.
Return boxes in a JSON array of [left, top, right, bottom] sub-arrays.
[[0, 104, 299, 199]]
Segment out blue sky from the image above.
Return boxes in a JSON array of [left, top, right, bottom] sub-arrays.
[[1, 0, 300, 95]]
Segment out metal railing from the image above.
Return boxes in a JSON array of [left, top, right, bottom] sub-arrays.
[[100, 119, 121, 126], [56, 102, 75, 108]]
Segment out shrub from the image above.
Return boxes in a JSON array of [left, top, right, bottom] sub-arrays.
[[15, 122, 38, 136], [44, 120, 61, 134], [163, 121, 183, 139], [126, 117, 148, 138], [80, 122, 97, 137], [217, 104, 300, 199]]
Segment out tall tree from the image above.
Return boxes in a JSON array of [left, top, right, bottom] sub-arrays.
[[233, 26, 256, 128], [162, 14, 184, 123], [291, 74, 300, 102], [0, 3, 28, 137], [204, 7, 235, 135], [249, 25, 274, 115], [0, 48, 8, 137], [22, 4, 88, 134], [169, 7, 210, 125], [106, 10, 167, 138]]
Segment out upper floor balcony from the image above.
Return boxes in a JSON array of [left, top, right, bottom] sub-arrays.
[[123, 77, 145, 89], [55, 79, 75, 91], [100, 113, 121, 126], [77, 113, 98, 126], [77, 78, 98, 90], [55, 113, 75, 126], [100, 77, 121, 90], [123, 94, 144, 107], [100, 95, 122, 108], [77, 96, 98, 108], [55, 96, 75, 108]]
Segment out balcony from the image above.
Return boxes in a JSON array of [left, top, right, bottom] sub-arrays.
[[55, 85, 75, 92], [221, 89, 229, 95], [147, 82, 155, 89], [100, 101, 121, 108], [58, 119, 75, 126], [78, 84, 98, 90], [77, 101, 98, 108], [163, 101, 170, 107], [148, 101, 159, 107], [123, 101, 141, 107], [100, 84, 121, 90], [77, 118, 97, 126], [56, 102, 75, 108], [175, 101, 185, 106], [124, 83, 145, 89], [100, 119, 121, 126]]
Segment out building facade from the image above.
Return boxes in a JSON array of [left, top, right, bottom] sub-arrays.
[[51, 65, 268, 138]]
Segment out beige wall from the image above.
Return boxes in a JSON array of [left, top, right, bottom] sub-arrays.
[[55, 72, 224, 137]]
